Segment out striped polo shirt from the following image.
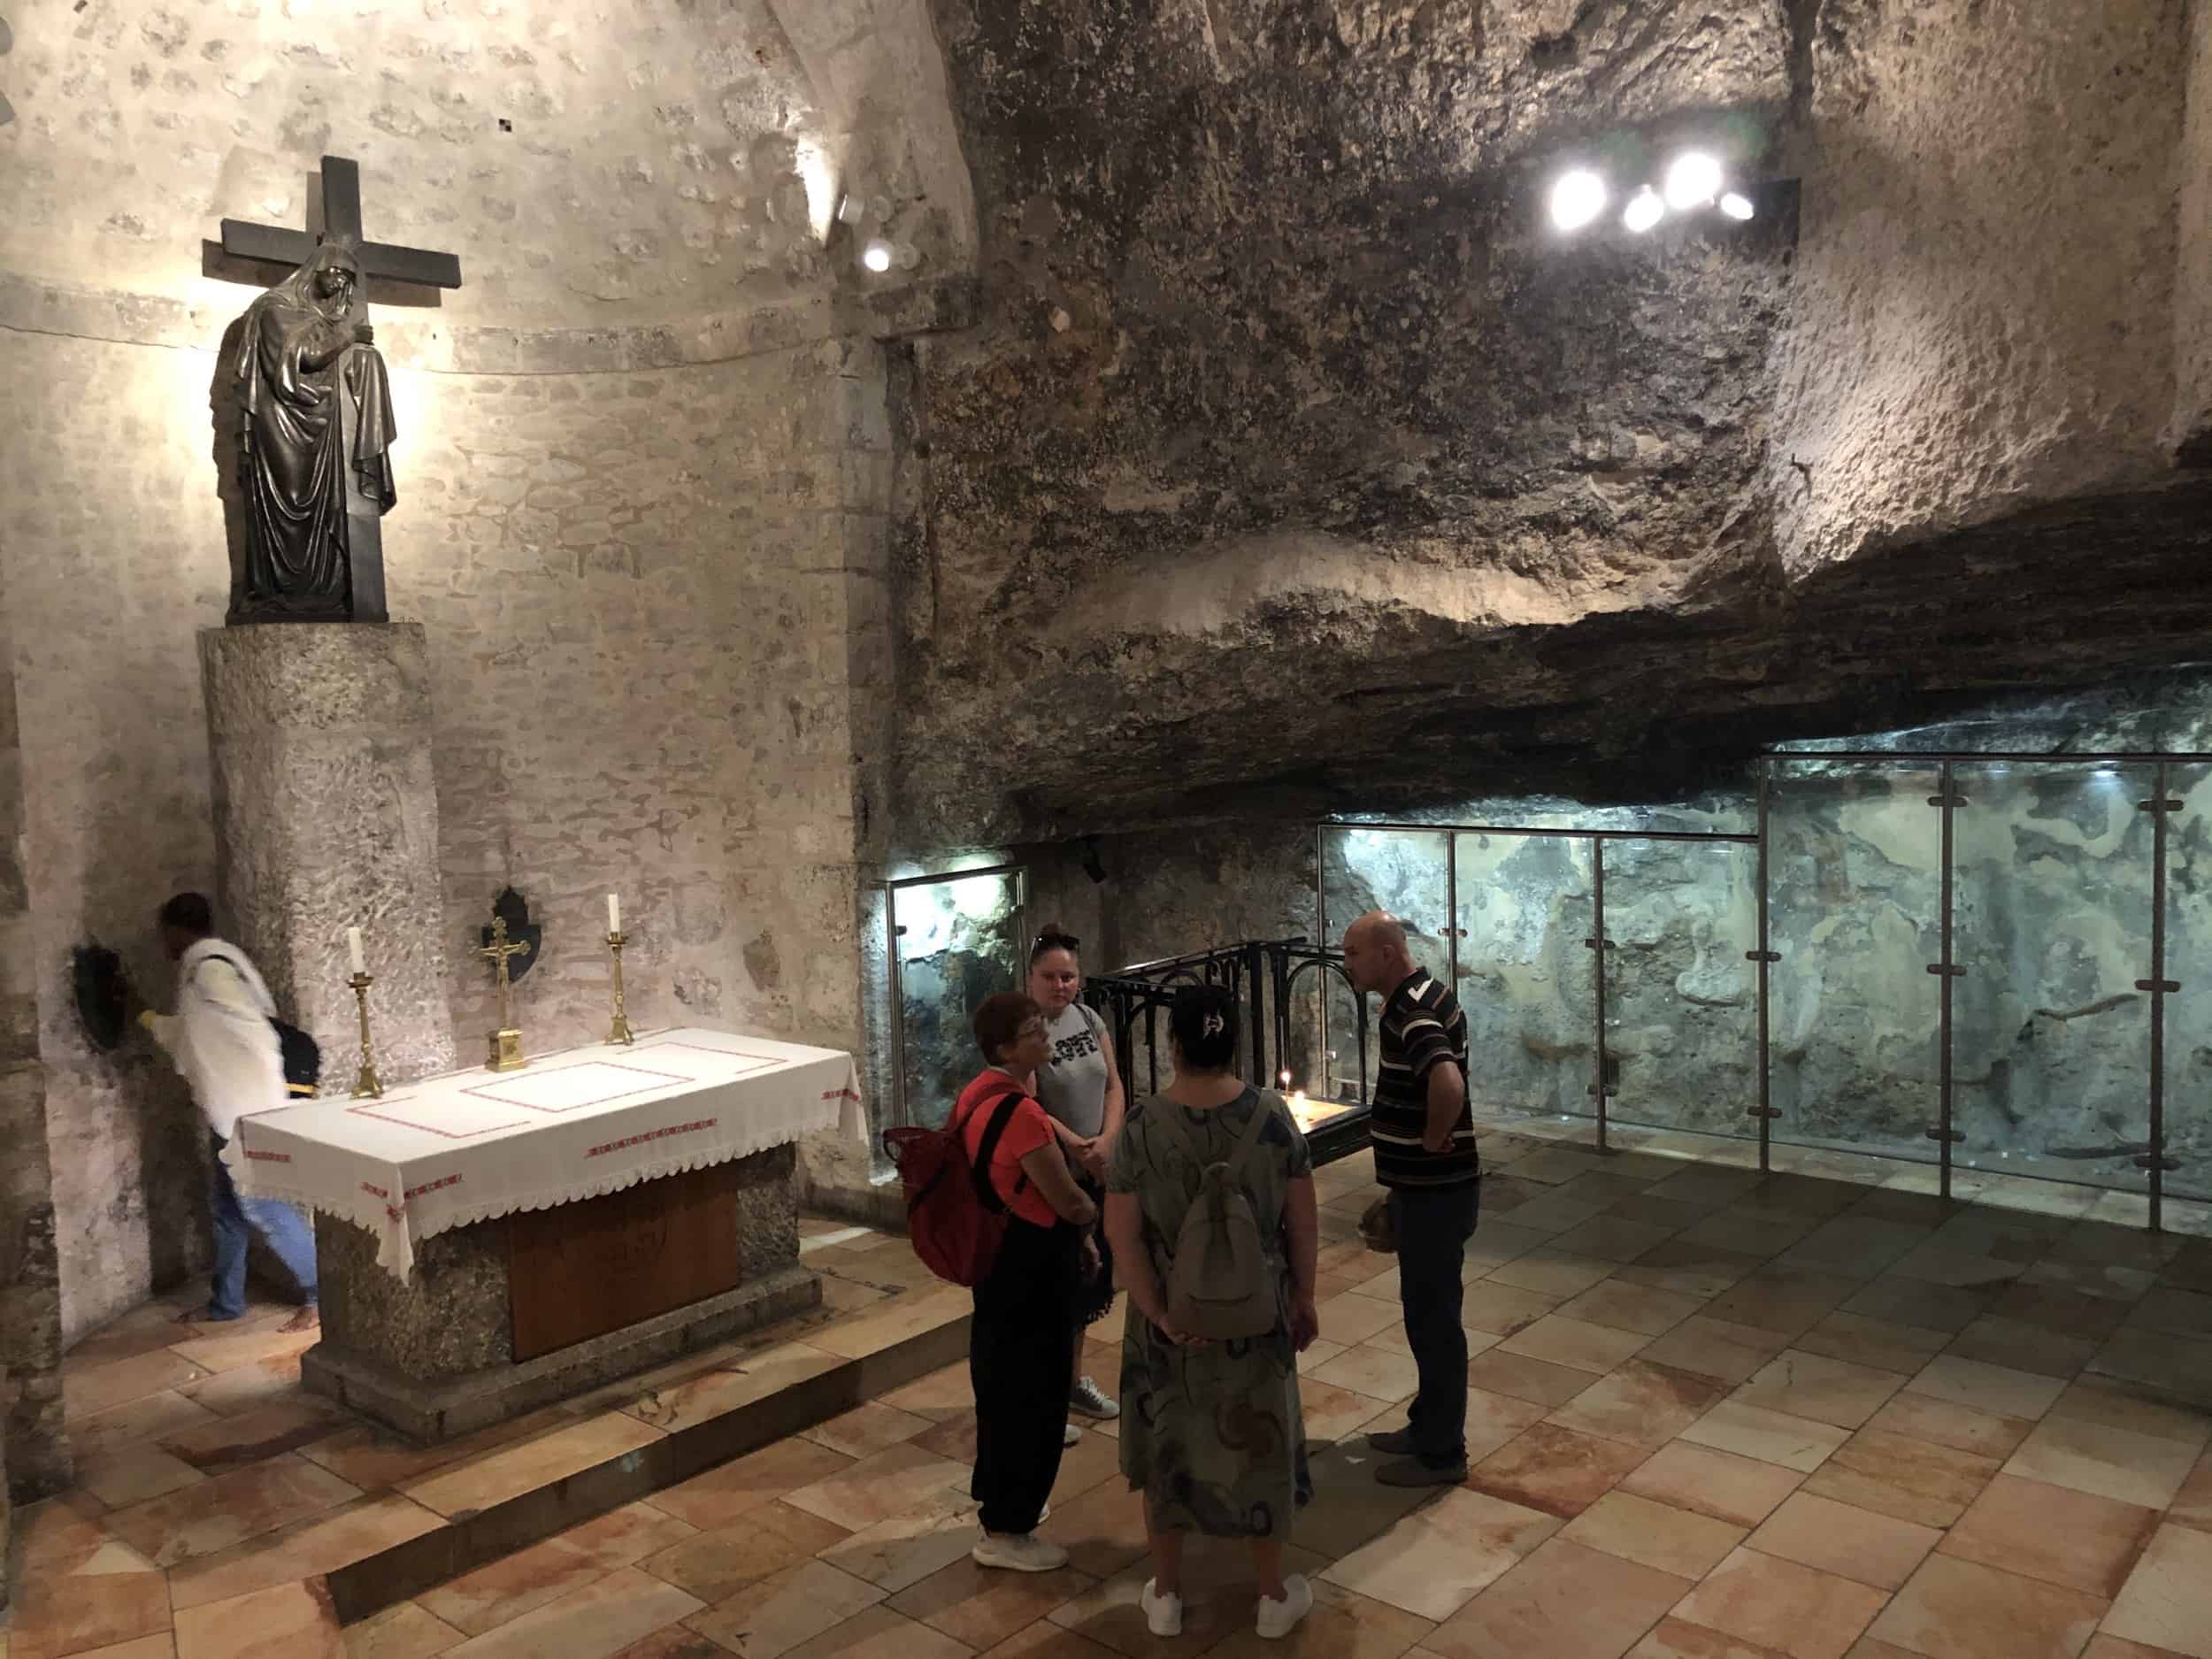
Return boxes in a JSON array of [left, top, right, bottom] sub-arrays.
[[1371, 970, 1478, 1190]]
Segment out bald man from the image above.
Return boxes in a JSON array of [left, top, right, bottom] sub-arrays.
[[1341, 911, 1478, 1486]]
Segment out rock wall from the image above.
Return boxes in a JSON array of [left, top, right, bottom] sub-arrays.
[[2176, 0, 2212, 460], [0, 322, 895, 1340]]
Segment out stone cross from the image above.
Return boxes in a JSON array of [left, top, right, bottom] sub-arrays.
[[214, 156, 463, 625]]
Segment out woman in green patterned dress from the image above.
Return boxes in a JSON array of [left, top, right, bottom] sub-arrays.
[[1103, 984, 1322, 1641]]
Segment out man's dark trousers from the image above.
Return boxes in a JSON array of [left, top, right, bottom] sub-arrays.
[[1391, 1181, 1481, 1468]]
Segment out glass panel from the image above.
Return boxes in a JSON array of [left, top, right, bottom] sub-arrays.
[[1454, 831, 1596, 1123], [1953, 764, 2153, 1193], [891, 871, 1023, 1129], [1318, 827, 1452, 1102], [1769, 761, 1944, 1163], [1603, 840, 1759, 1137], [2167, 763, 2212, 1202]]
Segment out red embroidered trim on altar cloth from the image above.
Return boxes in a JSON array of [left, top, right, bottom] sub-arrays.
[[404, 1173, 463, 1202], [587, 1118, 718, 1158], [820, 1087, 862, 1102]]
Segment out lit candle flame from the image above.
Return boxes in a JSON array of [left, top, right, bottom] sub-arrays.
[[1279, 1069, 1293, 1089]]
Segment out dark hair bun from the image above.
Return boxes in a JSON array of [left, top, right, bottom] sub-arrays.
[[1170, 984, 1239, 1071]]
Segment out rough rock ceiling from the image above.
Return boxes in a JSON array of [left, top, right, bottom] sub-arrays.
[[889, 0, 2212, 848]]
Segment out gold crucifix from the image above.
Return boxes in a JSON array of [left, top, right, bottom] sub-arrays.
[[480, 915, 534, 1072]]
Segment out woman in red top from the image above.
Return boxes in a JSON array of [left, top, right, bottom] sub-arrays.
[[956, 992, 1098, 1574]]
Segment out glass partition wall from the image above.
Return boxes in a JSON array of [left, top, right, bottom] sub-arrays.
[[1325, 750, 2212, 1229], [887, 866, 1025, 1130]]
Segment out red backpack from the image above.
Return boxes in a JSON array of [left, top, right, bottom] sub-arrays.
[[881, 1082, 1031, 1286]]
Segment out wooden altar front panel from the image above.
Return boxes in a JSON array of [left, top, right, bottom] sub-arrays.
[[508, 1162, 743, 1362]]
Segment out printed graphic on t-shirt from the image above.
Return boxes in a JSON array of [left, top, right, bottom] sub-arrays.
[[1050, 1022, 1102, 1070]]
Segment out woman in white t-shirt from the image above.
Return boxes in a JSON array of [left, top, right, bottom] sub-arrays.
[[1027, 926, 1125, 1424]]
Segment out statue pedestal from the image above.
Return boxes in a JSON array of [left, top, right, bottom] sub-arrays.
[[200, 625, 457, 1085]]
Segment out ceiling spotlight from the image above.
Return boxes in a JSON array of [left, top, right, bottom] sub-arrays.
[[1719, 190, 1755, 221], [1663, 151, 1724, 211], [861, 240, 893, 273], [1622, 188, 1664, 234], [1548, 169, 1607, 233]]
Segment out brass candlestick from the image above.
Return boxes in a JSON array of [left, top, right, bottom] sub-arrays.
[[478, 915, 533, 1072], [349, 972, 384, 1099], [606, 930, 635, 1046]]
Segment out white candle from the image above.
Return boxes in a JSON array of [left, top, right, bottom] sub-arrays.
[[347, 927, 365, 976], [607, 893, 620, 934]]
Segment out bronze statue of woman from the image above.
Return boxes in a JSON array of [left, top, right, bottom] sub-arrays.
[[229, 237, 397, 621]]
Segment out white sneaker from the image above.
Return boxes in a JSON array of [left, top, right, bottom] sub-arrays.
[[1070, 1375, 1120, 1419], [1141, 1578, 1185, 1637], [972, 1532, 1069, 1573], [1064, 1421, 1082, 1447], [1257, 1574, 1313, 1640]]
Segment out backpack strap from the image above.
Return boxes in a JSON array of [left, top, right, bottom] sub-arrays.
[[1221, 1090, 1282, 1185], [964, 1085, 1032, 1214]]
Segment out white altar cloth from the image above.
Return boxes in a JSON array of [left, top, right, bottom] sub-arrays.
[[225, 1027, 863, 1278]]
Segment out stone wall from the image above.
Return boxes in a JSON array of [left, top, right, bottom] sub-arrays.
[[0, 322, 894, 1340], [2176, 0, 2212, 460]]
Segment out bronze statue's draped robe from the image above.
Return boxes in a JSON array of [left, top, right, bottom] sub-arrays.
[[231, 247, 396, 618]]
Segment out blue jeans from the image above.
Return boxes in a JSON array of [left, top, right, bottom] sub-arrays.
[[207, 1132, 319, 1319]]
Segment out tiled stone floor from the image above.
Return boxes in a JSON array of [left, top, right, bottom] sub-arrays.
[[10, 1115, 2212, 1659]]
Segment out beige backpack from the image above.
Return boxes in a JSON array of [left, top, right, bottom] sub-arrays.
[[1151, 1093, 1285, 1340]]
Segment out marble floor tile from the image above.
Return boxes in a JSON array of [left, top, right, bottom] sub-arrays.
[[2003, 1414, 2202, 1509], [639, 1500, 852, 1604], [168, 1491, 446, 1611], [1486, 1249, 1617, 1300], [337, 1600, 466, 1659], [781, 1443, 972, 1535], [64, 1349, 212, 1422], [104, 1453, 365, 1569], [1799, 1428, 2002, 1528], [1906, 1354, 2070, 1422], [1993, 1282, 2138, 1339], [1745, 1493, 1940, 1591], [181, 1359, 323, 1417], [2171, 1450, 2212, 1534], [2045, 1379, 2212, 1449], [816, 1491, 986, 1594], [885, 1555, 1096, 1651], [644, 1437, 856, 1532], [1602, 1194, 1714, 1233], [626, 1342, 845, 1433], [1677, 1213, 1819, 1262], [1643, 1166, 1766, 1211], [1309, 1343, 1424, 1402], [2079, 1634, 2201, 1659], [403, 1415, 664, 1518], [1678, 1402, 1853, 1474], [1733, 1352, 1907, 1432], [1556, 1171, 1671, 1210], [1498, 1315, 1652, 1375], [8, 1568, 172, 1659], [167, 1321, 321, 1379], [1036, 1470, 1150, 1578], [435, 1567, 703, 1659], [1463, 1221, 1554, 1274], [173, 1580, 342, 1659], [1634, 1317, 1796, 1388], [1296, 1340, 1351, 1379], [69, 1392, 225, 1463], [1619, 1440, 1804, 1528], [1465, 1422, 1652, 1518], [1427, 1537, 1694, 1659], [1456, 1279, 1564, 1337], [2124, 1287, 2212, 1340], [1558, 1491, 1747, 1581], [1546, 1362, 1729, 1450], [801, 1402, 931, 1462], [809, 1287, 972, 1361], [1861, 1393, 2036, 1461], [9, 1490, 118, 1572], [908, 1409, 978, 1463], [1286, 1446, 1439, 1563], [1705, 1271, 1863, 1340], [776, 1605, 986, 1659], [1940, 1471, 2159, 1599], [1314, 1291, 1405, 1346], [1867, 1554, 2108, 1659], [1301, 1379, 1409, 1441], [1045, 1559, 1256, 1657], [1555, 1280, 1710, 1338], [1324, 1487, 1560, 1620], [1793, 1314, 1952, 1379], [1199, 1577, 1436, 1659], [1839, 1275, 1992, 1335], [1944, 1314, 2102, 1379], [1778, 1217, 1936, 1280], [295, 1409, 569, 1495], [1671, 1546, 1889, 1659], [2100, 1522, 2212, 1659], [1548, 1216, 1680, 1265], [1463, 1349, 1601, 1409], [1454, 1387, 1552, 1462], [1888, 1244, 2029, 1293], [1628, 1615, 1806, 1658], [157, 1398, 347, 1477], [1614, 1241, 1768, 1302], [76, 1444, 208, 1509], [419, 1536, 613, 1635], [2089, 1329, 2212, 1402]]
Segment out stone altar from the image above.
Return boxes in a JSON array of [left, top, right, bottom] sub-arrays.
[[230, 1027, 858, 1440]]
